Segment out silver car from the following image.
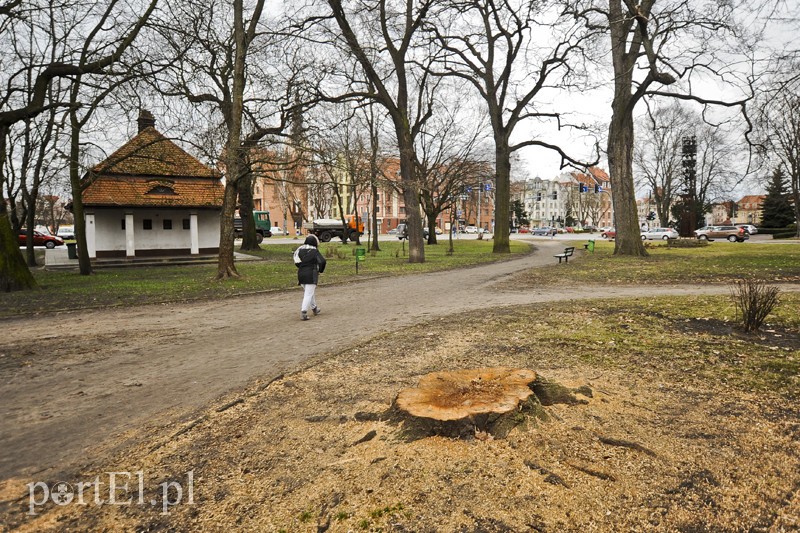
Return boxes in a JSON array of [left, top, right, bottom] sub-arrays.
[[735, 224, 758, 235], [641, 227, 679, 240]]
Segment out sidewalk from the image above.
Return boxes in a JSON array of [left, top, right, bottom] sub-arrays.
[[44, 247, 259, 270]]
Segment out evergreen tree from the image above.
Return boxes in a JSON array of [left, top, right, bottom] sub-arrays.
[[511, 200, 529, 227], [761, 167, 795, 228]]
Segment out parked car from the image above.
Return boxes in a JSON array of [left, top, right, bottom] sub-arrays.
[[734, 223, 758, 235], [601, 228, 616, 239], [270, 226, 287, 236], [532, 226, 557, 236], [387, 227, 399, 235], [464, 225, 479, 234], [641, 227, 679, 240], [56, 226, 75, 240], [18, 230, 64, 249], [518, 226, 530, 233], [694, 225, 749, 242], [396, 223, 431, 240]]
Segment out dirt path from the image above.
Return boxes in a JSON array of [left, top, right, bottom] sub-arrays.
[[1, 241, 797, 483]]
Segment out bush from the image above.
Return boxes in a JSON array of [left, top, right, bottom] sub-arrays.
[[774, 231, 798, 239], [667, 239, 709, 248], [729, 279, 780, 333], [758, 226, 796, 235]]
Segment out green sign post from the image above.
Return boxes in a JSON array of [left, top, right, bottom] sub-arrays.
[[355, 247, 366, 273]]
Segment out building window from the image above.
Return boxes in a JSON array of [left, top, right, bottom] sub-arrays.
[[143, 219, 152, 230], [146, 185, 177, 195], [182, 218, 190, 230], [121, 219, 126, 230], [163, 219, 173, 230], [375, 206, 380, 213]]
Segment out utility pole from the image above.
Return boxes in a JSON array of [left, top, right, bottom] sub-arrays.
[[680, 136, 697, 236], [477, 182, 481, 230]]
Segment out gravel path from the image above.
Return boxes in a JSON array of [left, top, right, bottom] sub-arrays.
[[1, 241, 797, 482]]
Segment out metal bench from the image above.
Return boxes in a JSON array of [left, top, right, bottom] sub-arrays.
[[554, 246, 575, 264]]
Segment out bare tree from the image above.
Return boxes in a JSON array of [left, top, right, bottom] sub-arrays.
[[151, 0, 321, 276], [757, 75, 800, 236], [309, 104, 372, 243], [634, 103, 692, 226], [0, 0, 157, 291], [597, 0, 754, 256], [321, 0, 435, 263], [414, 97, 491, 245], [430, 0, 601, 253]]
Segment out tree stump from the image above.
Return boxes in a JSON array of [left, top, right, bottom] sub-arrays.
[[394, 367, 557, 439]]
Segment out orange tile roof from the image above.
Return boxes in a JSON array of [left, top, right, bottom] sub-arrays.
[[82, 126, 223, 208], [91, 127, 220, 178], [587, 166, 610, 182], [738, 195, 765, 205], [82, 177, 224, 208]]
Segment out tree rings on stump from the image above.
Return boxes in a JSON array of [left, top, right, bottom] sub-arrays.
[[394, 367, 548, 439]]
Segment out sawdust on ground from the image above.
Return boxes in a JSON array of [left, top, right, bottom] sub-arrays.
[[3, 300, 799, 533]]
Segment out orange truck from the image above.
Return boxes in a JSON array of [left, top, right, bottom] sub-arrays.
[[302, 217, 364, 242]]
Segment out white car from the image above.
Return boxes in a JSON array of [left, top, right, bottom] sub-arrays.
[[269, 226, 286, 236], [464, 226, 479, 234], [641, 227, 679, 240], [56, 226, 75, 240]]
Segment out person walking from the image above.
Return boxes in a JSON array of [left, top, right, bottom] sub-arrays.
[[294, 234, 327, 321]]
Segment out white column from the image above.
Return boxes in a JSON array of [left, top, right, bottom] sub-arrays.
[[125, 212, 135, 258], [190, 213, 199, 254], [85, 212, 97, 259]]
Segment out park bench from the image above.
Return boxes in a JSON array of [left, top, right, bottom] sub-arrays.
[[554, 246, 575, 264]]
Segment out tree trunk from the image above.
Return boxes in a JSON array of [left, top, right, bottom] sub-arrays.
[[69, 106, 93, 275], [217, 179, 240, 279], [792, 164, 800, 237], [216, 0, 251, 279], [607, 0, 647, 257], [492, 143, 511, 254], [0, 126, 37, 291], [237, 173, 260, 251], [397, 127, 424, 263], [370, 181, 380, 252], [608, 114, 647, 256], [0, 203, 37, 292]]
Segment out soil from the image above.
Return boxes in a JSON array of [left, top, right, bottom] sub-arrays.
[[1, 241, 798, 531]]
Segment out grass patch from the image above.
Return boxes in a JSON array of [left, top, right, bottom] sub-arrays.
[[477, 293, 800, 398], [0, 239, 528, 317], [522, 240, 800, 285]]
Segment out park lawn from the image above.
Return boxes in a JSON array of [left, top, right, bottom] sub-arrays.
[[524, 240, 800, 285], [8, 293, 798, 532], [0, 239, 527, 318]]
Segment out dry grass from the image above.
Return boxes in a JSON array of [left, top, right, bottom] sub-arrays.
[[2, 295, 798, 532]]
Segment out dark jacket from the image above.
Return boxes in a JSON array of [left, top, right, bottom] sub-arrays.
[[294, 236, 326, 285]]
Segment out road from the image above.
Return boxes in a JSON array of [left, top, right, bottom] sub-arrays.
[[0, 239, 795, 483]]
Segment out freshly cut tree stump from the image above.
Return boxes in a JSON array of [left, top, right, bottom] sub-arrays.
[[397, 367, 537, 420], [394, 367, 547, 439]]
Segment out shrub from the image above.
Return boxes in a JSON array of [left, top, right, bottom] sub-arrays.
[[729, 279, 780, 333], [667, 239, 709, 248]]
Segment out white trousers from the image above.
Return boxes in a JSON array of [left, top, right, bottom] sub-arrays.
[[300, 284, 317, 313]]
